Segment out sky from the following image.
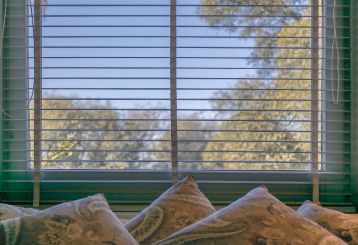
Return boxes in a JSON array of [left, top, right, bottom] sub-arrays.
[[28, 0, 256, 113]]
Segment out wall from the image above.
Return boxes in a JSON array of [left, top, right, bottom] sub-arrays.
[[351, 0, 358, 207]]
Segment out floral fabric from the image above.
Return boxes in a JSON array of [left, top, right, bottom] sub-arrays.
[[297, 201, 358, 244], [0, 204, 38, 221], [125, 176, 216, 245], [0, 194, 138, 245], [155, 187, 346, 245]]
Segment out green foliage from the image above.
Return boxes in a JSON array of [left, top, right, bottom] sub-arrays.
[[154, 113, 214, 170], [198, 1, 313, 170], [35, 94, 165, 169], [198, 0, 306, 76]]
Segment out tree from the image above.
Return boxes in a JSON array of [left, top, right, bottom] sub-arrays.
[[198, 0, 306, 76], [33, 94, 166, 169], [154, 113, 214, 170], [198, 2, 313, 170]]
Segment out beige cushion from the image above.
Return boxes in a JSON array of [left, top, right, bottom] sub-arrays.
[[155, 187, 345, 245], [0, 203, 38, 221], [297, 200, 358, 244], [0, 194, 138, 245], [126, 176, 215, 245]]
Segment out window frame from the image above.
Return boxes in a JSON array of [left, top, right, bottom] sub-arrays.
[[1, 0, 31, 203], [351, 0, 358, 208]]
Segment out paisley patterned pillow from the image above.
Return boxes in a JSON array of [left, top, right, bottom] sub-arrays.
[[0, 194, 138, 245], [125, 175, 216, 245], [0, 203, 38, 221], [155, 187, 346, 245], [297, 201, 358, 244]]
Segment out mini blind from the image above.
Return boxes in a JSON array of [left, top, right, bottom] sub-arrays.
[[0, 0, 352, 210]]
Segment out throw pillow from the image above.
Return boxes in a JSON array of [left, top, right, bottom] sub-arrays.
[[126, 175, 215, 245], [0, 194, 138, 245], [155, 187, 346, 245], [297, 200, 358, 244], [0, 203, 38, 221]]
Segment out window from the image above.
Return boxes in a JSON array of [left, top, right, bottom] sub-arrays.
[[0, 0, 352, 210]]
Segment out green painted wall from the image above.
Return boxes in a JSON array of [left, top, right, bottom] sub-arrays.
[[0, 0, 31, 202], [351, 0, 358, 207], [322, 0, 351, 205], [0, 0, 4, 196]]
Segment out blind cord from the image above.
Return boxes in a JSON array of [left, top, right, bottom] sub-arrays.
[[0, 0, 8, 50], [27, 0, 35, 110], [331, 0, 340, 104], [0, 1, 343, 116], [0, 0, 35, 118]]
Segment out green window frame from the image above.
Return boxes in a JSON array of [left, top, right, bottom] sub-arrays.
[[1, 0, 31, 203], [350, 0, 358, 207]]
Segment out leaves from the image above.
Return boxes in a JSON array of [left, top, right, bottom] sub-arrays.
[[197, 1, 313, 170]]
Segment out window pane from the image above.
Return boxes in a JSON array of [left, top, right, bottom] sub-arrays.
[[25, 0, 340, 172], [177, 0, 318, 170], [29, 0, 171, 169]]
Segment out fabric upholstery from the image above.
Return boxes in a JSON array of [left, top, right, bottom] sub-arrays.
[[0, 203, 38, 221], [155, 187, 346, 245], [297, 201, 358, 244], [0, 194, 138, 245], [126, 175, 215, 245]]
